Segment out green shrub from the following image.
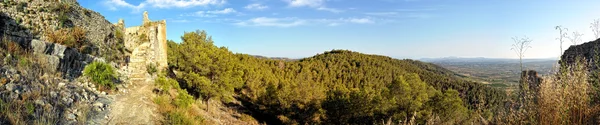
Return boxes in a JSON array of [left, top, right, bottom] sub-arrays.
[[114, 29, 126, 52], [174, 90, 194, 108], [156, 75, 181, 92], [25, 102, 34, 115], [147, 63, 157, 75], [83, 61, 116, 90], [49, 3, 72, 28], [17, 56, 30, 69]]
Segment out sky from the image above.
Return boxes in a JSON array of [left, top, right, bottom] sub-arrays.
[[79, 0, 600, 59]]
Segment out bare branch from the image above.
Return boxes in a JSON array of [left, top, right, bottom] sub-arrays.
[[568, 31, 584, 46], [555, 26, 568, 56], [512, 36, 533, 72], [591, 19, 600, 39]]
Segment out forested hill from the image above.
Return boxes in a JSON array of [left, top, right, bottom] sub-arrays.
[[292, 50, 505, 110], [167, 31, 507, 124]]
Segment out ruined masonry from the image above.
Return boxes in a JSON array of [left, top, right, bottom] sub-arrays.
[[115, 11, 168, 82]]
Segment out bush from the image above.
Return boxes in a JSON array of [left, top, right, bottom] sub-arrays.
[[17, 55, 31, 68], [156, 75, 181, 93], [114, 29, 126, 52], [83, 62, 116, 90], [174, 90, 194, 108], [147, 63, 157, 75], [49, 2, 72, 27]]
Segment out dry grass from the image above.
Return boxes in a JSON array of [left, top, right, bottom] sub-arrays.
[[44, 26, 87, 50], [75, 102, 91, 125], [496, 57, 600, 124]]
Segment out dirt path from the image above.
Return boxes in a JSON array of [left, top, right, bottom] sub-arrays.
[[107, 79, 159, 125], [106, 42, 159, 125]]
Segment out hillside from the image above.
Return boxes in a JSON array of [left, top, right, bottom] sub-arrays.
[[165, 31, 507, 124]]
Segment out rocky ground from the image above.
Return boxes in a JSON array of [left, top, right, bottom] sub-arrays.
[[0, 64, 112, 124], [106, 78, 160, 125]]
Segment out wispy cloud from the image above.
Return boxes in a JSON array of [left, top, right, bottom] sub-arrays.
[[365, 9, 435, 19], [207, 8, 237, 14], [182, 8, 238, 17], [145, 0, 226, 8], [104, 0, 226, 11], [235, 17, 306, 27], [317, 17, 375, 26], [283, 0, 343, 13], [234, 17, 375, 27], [348, 18, 373, 24], [245, 3, 269, 10], [104, 0, 145, 11], [285, 0, 324, 7], [317, 7, 343, 13]]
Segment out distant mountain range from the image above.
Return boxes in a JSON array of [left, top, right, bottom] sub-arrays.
[[419, 57, 558, 63]]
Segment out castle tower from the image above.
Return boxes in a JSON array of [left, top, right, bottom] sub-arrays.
[[143, 11, 150, 24]]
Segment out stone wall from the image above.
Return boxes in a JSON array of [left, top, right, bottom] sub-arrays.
[[116, 11, 168, 80]]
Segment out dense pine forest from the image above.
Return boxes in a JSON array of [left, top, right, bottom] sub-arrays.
[[162, 30, 507, 124]]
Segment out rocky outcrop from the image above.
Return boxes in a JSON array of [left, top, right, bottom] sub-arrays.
[[0, 0, 126, 63], [30, 39, 102, 79], [520, 70, 542, 94], [0, 65, 112, 124], [560, 38, 600, 70]]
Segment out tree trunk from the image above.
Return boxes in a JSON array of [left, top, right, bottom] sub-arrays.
[[205, 99, 210, 111]]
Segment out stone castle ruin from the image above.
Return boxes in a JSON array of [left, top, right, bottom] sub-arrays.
[[115, 11, 168, 81]]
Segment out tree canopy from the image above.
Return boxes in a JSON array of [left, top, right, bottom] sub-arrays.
[[167, 30, 506, 124]]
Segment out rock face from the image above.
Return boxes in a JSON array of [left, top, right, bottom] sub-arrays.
[[0, 0, 124, 63], [117, 11, 168, 82], [30, 39, 101, 79], [520, 70, 542, 94], [560, 38, 600, 70]]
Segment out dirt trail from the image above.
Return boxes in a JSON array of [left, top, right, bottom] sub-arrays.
[[106, 42, 159, 125], [107, 79, 159, 125]]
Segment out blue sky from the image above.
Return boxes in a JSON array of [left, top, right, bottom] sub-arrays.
[[79, 0, 600, 59]]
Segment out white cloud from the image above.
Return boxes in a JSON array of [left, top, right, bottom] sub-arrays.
[[144, 0, 226, 8], [245, 3, 268, 10], [285, 0, 324, 7], [207, 8, 237, 14], [283, 0, 342, 13], [234, 17, 375, 27], [104, 0, 226, 11], [348, 18, 373, 24], [317, 17, 375, 25], [235, 17, 306, 27], [365, 11, 433, 19], [317, 7, 343, 13], [104, 0, 145, 11], [182, 8, 237, 17]]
